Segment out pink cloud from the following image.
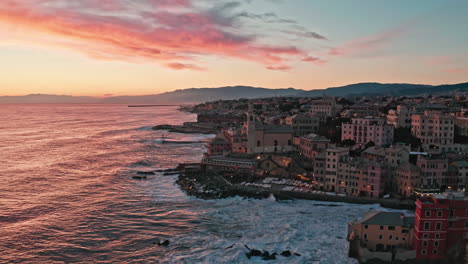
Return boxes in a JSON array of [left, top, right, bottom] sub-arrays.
[[328, 26, 407, 57], [302, 56, 327, 65], [444, 67, 468, 73], [427, 56, 451, 66], [266, 65, 291, 71], [0, 0, 321, 71]]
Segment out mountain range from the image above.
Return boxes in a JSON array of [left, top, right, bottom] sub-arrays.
[[1, 82, 467, 104]]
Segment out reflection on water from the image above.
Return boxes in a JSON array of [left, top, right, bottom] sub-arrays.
[[0, 104, 391, 263]]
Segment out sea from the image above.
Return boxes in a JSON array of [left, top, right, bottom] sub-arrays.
[[0, 104, 402, 264]]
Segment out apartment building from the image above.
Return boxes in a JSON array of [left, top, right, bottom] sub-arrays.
[[342, 117, 394, 146], [411, 111, 455, 145]]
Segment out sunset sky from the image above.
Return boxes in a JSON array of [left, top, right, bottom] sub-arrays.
[[1, 0, 467, 96]]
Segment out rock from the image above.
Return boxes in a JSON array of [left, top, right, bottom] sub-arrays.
[[137, 171, 155, 175], [155, 240, 170, 247], [132, 176, 147, 180], [294, 252, 301, 256], [250, 249, 262, 256], [281, 250, 292, 257], [262, 252, 277, 260], [224, 244, 235, 250]]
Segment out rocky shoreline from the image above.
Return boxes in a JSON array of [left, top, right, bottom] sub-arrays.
[[175, 164, 416, 210], [152, 124, 217, 134]]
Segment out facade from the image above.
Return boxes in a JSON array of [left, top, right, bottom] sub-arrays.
[[310, 97, 342, 117], [414, 193, 468, 261], [395, 162, 420, 197], [206, 133, 231, 156], [451, 161, 468, 191], [342, 117, 394, 146], [197, 112, 244, 124], [384, 146, 410, 191], [245, 103, 294, 154], [348, 211, 415, 252], [411, 111, 455, 145], [295, 133, 330, 160], [416, 155, 450, 193], [336, 157, 385, 197], [342, 105, 381, 118], [201, 155, 257, 176], [387, 105, 414, 128], [455, 117, 468, 137], [285, 113, 322, 137], [324, 147, 349, 191]]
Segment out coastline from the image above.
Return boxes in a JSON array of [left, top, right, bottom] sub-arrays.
[[175, 164, 416, 210]]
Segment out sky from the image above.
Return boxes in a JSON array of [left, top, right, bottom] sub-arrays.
[[0, 0, 467, 96]]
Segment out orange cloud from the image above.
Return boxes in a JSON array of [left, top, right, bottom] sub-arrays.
[[0, 0, 319, 71]]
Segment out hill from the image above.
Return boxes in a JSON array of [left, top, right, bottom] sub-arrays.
[[1, 83, 466, 104]]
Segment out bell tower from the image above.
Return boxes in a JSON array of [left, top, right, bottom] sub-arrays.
[[246, 101, 256, 153]]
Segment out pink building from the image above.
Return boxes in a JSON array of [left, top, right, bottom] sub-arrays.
[[342, 117, 394, 146], [295, 133, 330, 160], [411, 111, 455, 145]]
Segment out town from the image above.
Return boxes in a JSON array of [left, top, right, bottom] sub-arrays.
[[167, 92, 468, 263]]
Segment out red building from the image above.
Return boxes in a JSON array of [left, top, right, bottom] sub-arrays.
[[414, 192, 468, 262]]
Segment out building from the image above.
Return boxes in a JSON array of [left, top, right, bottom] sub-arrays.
[[197, 112, 244, 124], [455, 117, 468, 137], [310, 97, 342, 117], [411, 111, 455, 145], [336, 157, 386, 197], [348, 211, 415, 252], [387, 105, 414, 128], [341, 105, 381, 118], [342, 117, 394, 146], [324, 147, 349, 191], [416, 155, 450, 194], [285, 113, 322, 137], [206, 133, 231, 156], [294, 133, 330, 160], [414, 193, 468, 261], [396, 162, 420, 197], [201, 155, 257, 177], [245, 103, 294, 154], [451, 161, 468, 191], [384, 146, 410, 191]]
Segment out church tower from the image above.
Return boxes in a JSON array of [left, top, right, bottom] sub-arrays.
[[246, 101, 256, 153]]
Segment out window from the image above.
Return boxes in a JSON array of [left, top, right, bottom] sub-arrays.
[[402, 229, 408, 234], [364, 225, 368, 229], [433, 249, 438, 255], [389, 235, 393, 240], [364, 234, 368, 240], [380, 226, 384, 230], [388, 226, 395, 230], [379, 234, 383, 240], [423, 241, 428, 247], [434, 241, 439, 247], [437, 211, 443, 217], [435, 233, 440, 239], [425, 210, 431, 217], [424, 222, 430, 230], [421, 249, 427, 255], [465, 221, 468, 228], [395, 237, 399, 241], [436, 222, 442, 230]]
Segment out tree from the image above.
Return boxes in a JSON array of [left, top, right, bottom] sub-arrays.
[[341, 139, 356, 147], [364, 141, 375, 149]]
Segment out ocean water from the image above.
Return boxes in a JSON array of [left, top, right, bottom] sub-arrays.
[[0, 104, 400, 264]]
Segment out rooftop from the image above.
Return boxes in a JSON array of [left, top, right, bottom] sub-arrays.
[[356, 211, 414, 227]]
